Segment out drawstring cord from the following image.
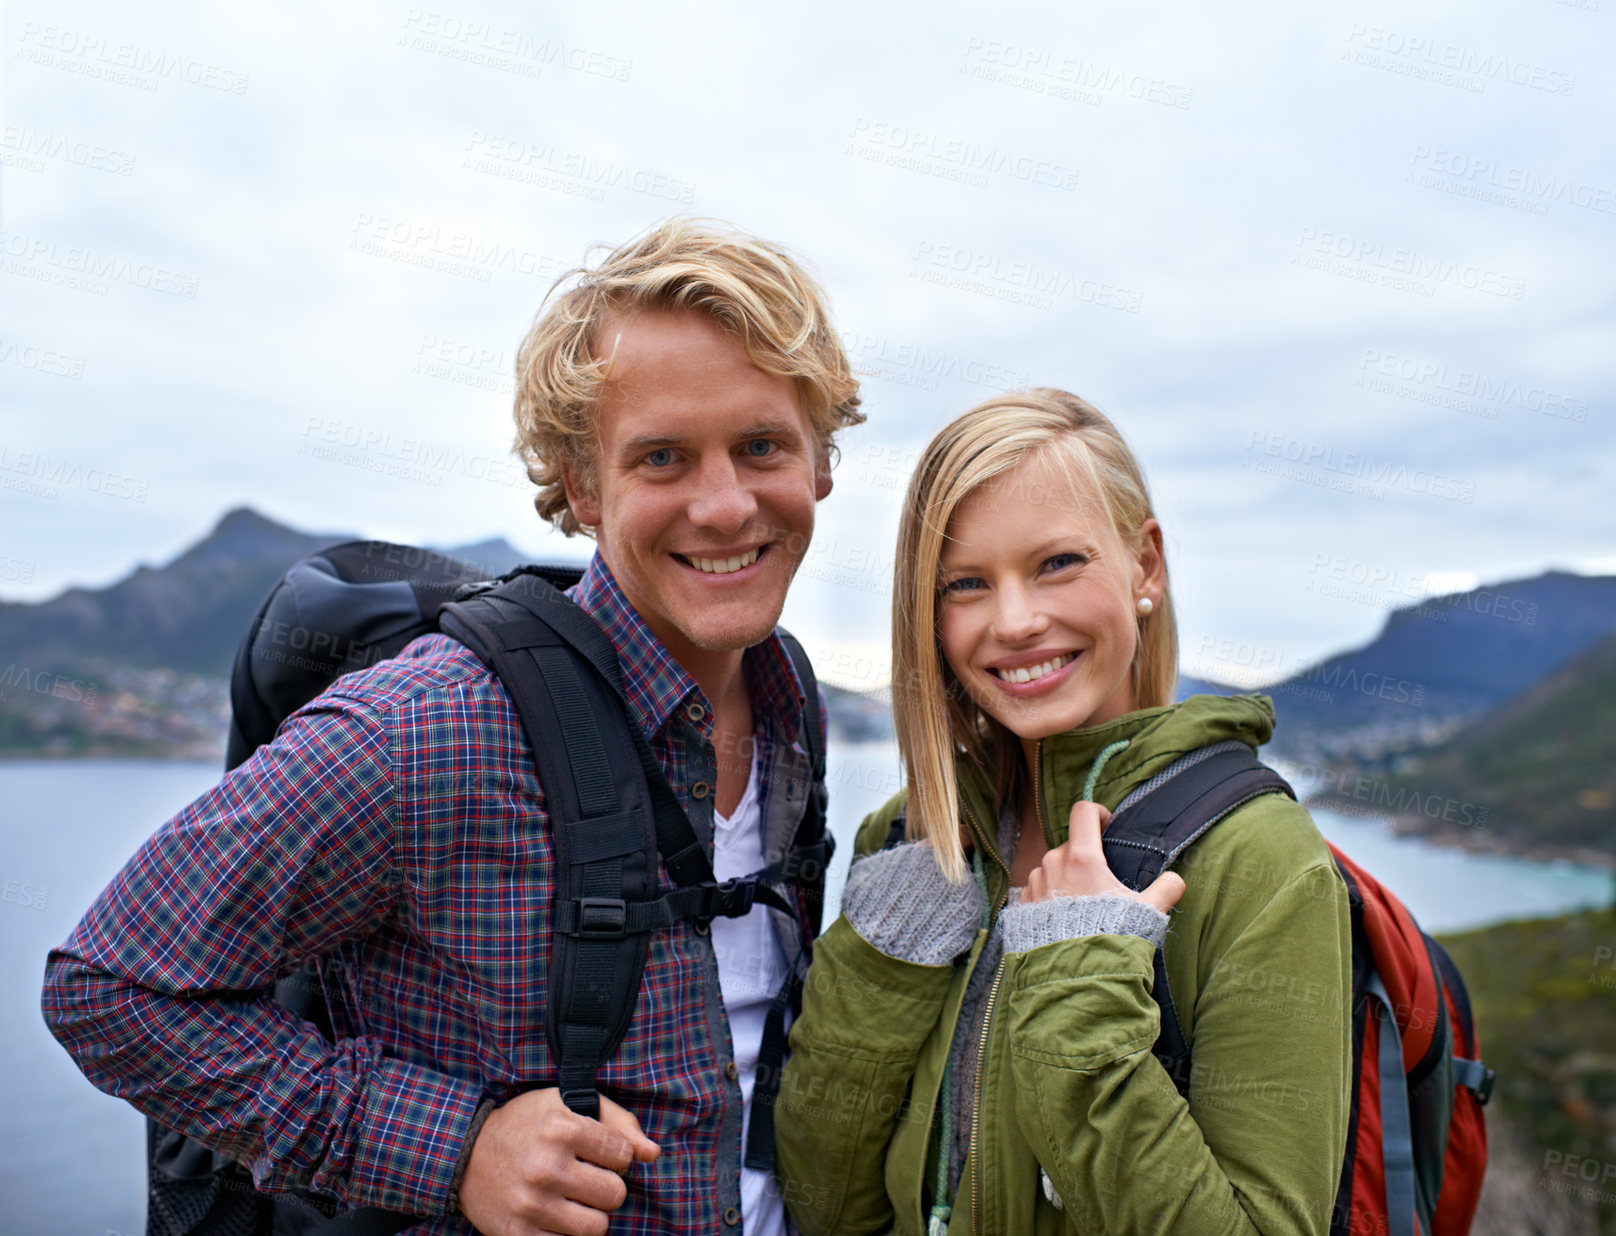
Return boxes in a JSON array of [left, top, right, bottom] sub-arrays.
[[1083, 739, 1131, 804]]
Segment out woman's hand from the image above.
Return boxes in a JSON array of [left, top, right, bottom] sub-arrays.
[[1022, 801, 1186, 914]]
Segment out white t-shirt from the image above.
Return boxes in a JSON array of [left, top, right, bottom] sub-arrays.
[[710, 749, 789, 1236]]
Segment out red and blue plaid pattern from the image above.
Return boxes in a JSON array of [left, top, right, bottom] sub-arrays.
[[42, 554, 812, 1233]]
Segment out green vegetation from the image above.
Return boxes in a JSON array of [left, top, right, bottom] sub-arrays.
[[1437, 908, 1616, 1234]]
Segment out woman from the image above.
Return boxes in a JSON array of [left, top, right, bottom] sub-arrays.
[[777, 390, 1352, 1235]]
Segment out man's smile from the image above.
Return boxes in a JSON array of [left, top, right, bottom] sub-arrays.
[[673, 544, 768, 575]]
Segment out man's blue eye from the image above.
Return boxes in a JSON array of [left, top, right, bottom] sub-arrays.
[[745, 439, 775, 458], [646, 448, 674, 467]]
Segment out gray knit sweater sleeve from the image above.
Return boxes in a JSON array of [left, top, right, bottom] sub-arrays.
[[840, 842, 984, 966], [1000, 891, 1170, 954]]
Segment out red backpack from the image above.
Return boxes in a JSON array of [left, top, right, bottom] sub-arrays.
[[1330, 846, 1490, 1236], [1098, 742, 1494, 1236]]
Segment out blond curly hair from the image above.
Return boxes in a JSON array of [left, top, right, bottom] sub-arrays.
[[512, 218, 864, 535]]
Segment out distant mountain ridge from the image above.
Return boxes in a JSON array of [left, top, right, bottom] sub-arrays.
[[1313, 628, 1616, 865], [0, 507, 885, 753], [0, 508, 356, 680], [1, 509, 1611, 768], [0, 508, 534, 680], [1253, 571, 1616, 759]]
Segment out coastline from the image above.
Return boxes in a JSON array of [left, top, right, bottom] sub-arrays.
[[4, 746, 1612, 874], [1307, 792, 1616, 872], [0, 744, 224, 762]]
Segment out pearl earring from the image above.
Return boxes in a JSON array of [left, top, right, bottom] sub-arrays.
[[1136, 596, 1154, 615]]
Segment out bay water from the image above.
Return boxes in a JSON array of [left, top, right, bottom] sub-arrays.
[[3, 750, 1608, 1234]]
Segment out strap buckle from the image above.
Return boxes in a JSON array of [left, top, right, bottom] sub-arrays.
[[1453, 1057, 1495, 1106], [572, 897, 628, 939], [451, 578, 500, 601], [702, 878, 757, 924]]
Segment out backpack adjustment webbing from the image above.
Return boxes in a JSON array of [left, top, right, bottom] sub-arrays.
[[553, 865, 809, 938], [1450, 1057, 1494, 1105], [1367, 970, 1424, 1236]]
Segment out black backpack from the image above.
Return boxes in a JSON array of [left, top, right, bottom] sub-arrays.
[[885, 740, 1492, 1236], [146, 540, 831, 1236]]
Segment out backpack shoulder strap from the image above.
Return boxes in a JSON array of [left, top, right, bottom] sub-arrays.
[[735, 627, 836, 1173], [452, 572, 717, 888], [440, 573, 706, 1119], [1101, 740, 1295, 1097], [774, 627, 832, 933], [776, 628, 826, 774], [1102, 740, 1295, 890]]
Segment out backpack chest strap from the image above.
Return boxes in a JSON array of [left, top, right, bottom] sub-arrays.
[[554, 847, 822, 939]]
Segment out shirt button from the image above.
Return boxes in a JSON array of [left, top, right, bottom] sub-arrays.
[[687, 703, 706, 722], [692, 781, 711, 800], [724, 1207, 740, 1226], [725, 1061, 739, 1081]]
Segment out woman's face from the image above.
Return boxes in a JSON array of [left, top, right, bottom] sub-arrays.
[[937, 451, 1163, 743]]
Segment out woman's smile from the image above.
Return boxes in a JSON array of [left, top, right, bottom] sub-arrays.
[[984, 649, 1080, 693]]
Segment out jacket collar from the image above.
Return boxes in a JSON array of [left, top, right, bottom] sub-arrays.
[[958, 693, 1277, 852]]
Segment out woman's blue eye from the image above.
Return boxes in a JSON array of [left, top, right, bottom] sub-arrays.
[[745, 439, 775, 458], [1046, 553, 1086, 572], [943, 576, 985, 594], [645, 448, 675, 467]]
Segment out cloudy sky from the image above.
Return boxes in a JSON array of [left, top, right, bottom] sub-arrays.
[[3, 0, 1612, 690]]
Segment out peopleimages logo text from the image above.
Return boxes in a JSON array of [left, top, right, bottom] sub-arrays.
[[1295, 229, 1525, 300], [1246, 432, 1475, 504], [1343, 25, 1575, 95]]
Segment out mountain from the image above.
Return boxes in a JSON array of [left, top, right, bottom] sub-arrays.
[[0, 510, 538, 756], [1260, 571, 1616, 759], [4, 512, 1612, 777], [0, 510, 548, 682], [440, 537, 574, 580], [0, 508, 873, 753], [1176, 673, 1238, 701], [0, 507, 357, 681], [1312, 629, 1616, 864], [820, 683, 894, 743]]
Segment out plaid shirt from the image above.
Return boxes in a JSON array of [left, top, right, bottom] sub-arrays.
[[42, 554, 822, 1234]]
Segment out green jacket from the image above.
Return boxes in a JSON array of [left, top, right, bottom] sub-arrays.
[[777, 694, 1352, 1235]]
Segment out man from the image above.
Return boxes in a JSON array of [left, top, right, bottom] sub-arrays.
[[42, 219, 863, 1236]]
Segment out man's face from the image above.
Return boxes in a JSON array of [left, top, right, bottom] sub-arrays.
[[564, 309, 831, 676]]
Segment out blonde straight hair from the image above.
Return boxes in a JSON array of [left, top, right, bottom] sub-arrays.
[[892, 389, 1178, 879]]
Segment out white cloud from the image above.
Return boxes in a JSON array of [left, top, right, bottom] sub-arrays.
[[2, 0, 1610, 680]]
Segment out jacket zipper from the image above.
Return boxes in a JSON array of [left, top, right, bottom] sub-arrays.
[[965, 781, 1013, 1236], [966, 742, 1050, 1232], [970, 955, 1006, 1236], [1033, 737, 1048, 842]]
